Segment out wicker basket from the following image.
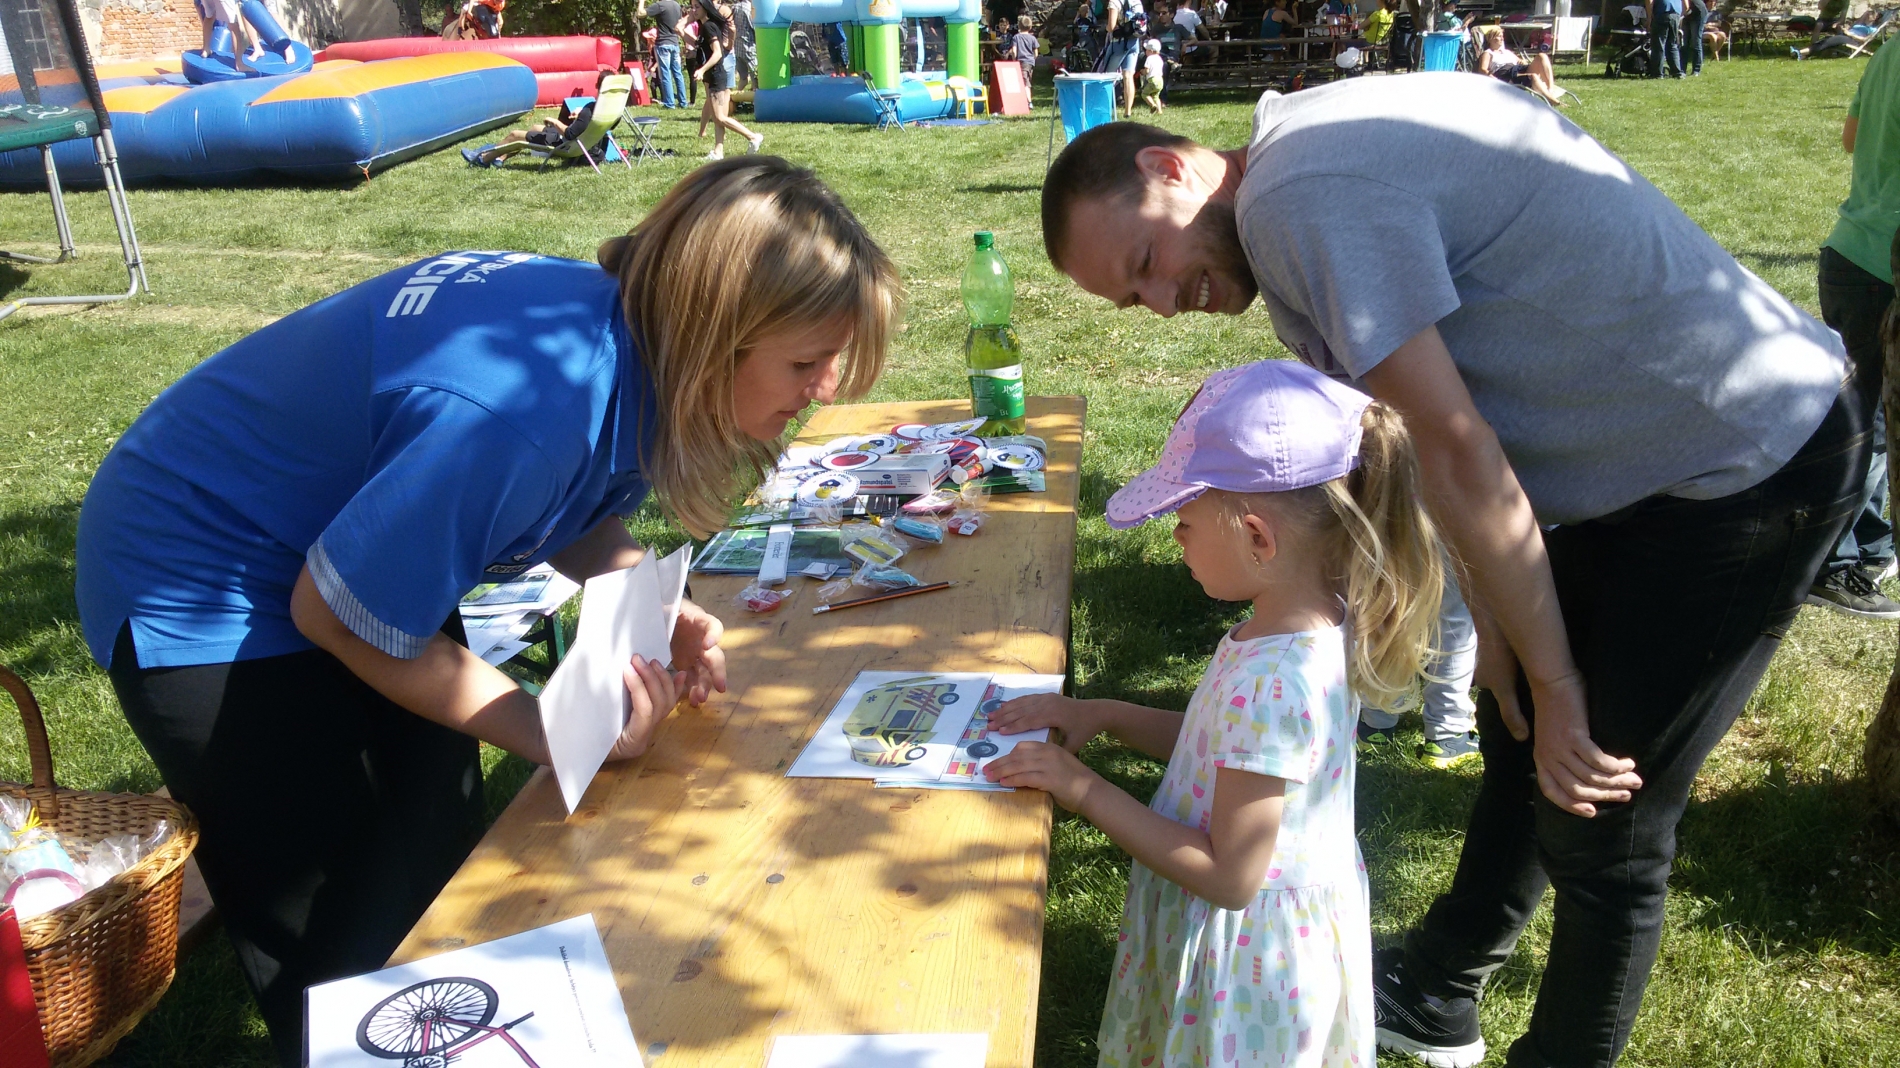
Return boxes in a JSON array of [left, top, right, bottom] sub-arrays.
[[1, 666, 199, 1068]]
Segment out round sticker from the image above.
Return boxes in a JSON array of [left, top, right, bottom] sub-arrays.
[[986, 445, 1045, 471], [921, 418, 986, 441], [912, 437, 984, 463], [797, 472, 861, 503], [827, 434, 899, 455], [820, 450, 880, 471], [890, 423, 930, 441], [780, 444, 826, 468]]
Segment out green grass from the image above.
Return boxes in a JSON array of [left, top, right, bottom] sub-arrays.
[[1, 55, 1896, 1066]]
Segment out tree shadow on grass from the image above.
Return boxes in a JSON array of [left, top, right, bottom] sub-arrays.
[[0, 499, 82, 668], [0, 261, 31, 300], [1671, 770, 1900, 956]]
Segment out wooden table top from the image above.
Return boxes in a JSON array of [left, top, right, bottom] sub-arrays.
[[392, 395, 1088, 1068]]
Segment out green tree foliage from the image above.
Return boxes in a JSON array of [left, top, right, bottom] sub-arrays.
[[495, 0, 638, 40]]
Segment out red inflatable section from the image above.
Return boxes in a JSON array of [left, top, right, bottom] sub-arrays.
[[313, 36, 623, 105]]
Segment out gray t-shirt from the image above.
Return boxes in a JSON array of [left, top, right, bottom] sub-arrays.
[[1236, 74, 1846, 525]]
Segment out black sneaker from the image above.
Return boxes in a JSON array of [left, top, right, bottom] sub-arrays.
[[1357, 720, 1397, 754], [1373, 946, 1487, 1068], [1806, 567, 1900, 620]]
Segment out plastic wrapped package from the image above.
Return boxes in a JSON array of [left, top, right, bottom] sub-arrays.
[[2, 799, 173, 920], [733, 582, 795, 614]]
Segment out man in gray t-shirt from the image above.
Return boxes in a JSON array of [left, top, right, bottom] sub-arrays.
[[1039, 75, 1866, 1068]]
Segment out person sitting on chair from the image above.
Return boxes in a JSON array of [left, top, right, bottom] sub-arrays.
[[1792, 12, 1886, 57], [1479, 26, 1567, 105], [463, 72, 607, 166]]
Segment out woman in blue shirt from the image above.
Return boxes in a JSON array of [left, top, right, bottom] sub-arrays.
[[74, 157, 903, 1065]]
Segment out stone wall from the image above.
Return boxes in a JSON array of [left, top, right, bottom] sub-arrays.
[[85, 0, 393, 57], [95, 0, 201, 59]]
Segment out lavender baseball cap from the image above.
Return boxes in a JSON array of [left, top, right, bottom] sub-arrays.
[[1105, 360, 1372, 530]]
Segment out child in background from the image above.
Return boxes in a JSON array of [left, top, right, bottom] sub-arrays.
[[985, 360, 1444, 1068], [1139, 38, 1166, 112]]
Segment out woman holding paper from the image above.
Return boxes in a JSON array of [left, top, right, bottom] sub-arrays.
[[73, 157, 903, 1066]]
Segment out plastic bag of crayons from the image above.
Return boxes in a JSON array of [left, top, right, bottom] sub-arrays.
[[733, 581, 794, 614], [819, 563, 924, 603], [947, 484, 989, 537]]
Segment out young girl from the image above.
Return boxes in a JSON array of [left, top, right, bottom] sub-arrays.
[[985, 360, 1443, 1067]]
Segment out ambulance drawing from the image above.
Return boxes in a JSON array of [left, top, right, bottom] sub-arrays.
[[842, 676, 964, 767]]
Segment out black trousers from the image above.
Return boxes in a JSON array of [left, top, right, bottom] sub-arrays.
[[1401, 375, 1870, 1067], [107, 621, 484, 1068]]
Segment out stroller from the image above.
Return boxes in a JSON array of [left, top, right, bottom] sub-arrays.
[[1604, 3, 1653, 76]]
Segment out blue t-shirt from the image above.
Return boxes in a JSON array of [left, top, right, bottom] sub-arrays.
[[76, 251, 656, 669]]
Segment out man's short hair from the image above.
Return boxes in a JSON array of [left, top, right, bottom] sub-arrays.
[[1041, 122, 1198, 271]]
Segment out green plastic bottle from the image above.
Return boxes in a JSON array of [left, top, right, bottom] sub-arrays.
[[961, 231, 1028, 436]]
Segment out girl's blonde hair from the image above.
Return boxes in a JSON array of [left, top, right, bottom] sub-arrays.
[[599, 157, 904, 537], [1214, 401, 1445, 708]]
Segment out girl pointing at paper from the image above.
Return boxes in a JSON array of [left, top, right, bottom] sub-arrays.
[[72, 158, 903, 1066]]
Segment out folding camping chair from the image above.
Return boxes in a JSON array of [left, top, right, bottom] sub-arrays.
[[0, 0, 148, 322], [1838, 10, 1897, 57], [484, 73, 634, 173], [625, 115, 663, 161], [869, 82, 908, 131]]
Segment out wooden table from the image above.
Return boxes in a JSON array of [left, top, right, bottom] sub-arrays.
[[392, 395, 1088, 1068]]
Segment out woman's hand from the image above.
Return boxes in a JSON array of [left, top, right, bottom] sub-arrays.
[[693, 65, 706, 80], [983, 741, 1101, 811], [670, 599, 727, 705], [986, 693, 1103, 753], [608, 654, 679, 761]]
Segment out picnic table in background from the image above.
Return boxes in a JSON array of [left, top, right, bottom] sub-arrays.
[[1166, 34, 1383, 90], [392, 396, 1087, 1068]]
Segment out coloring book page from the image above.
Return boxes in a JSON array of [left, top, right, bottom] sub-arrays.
[[538, 545, 691, 813], [305, 914, 639, 1068], [876, 674, 1060, 791], [786, 672, 991, 783]]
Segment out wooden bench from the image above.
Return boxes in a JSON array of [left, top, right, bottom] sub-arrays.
[[392, 396, 1087, 1067]]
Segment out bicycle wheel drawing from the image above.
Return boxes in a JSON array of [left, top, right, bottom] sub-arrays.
[[357, 977, 499, 1059]]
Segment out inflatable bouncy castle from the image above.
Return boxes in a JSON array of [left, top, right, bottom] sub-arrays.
[[0, 53, 537, 186], [315, 36, 623, 106], [751, 0, 979, 123], [179, 0, 315, 83]]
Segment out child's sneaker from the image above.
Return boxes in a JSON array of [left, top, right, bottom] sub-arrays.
[[1420, 732, 1481, 770], [1373, 947, 1486, 1068], [747, 132, 765, 153], [1357, 721, 1397, 754]]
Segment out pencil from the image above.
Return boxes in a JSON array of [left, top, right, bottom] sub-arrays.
[[811, 581, 957, 615]]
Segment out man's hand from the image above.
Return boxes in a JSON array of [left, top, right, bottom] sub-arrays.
[[983, 741, 1101, 811], [1529, 673, 1641, 818], [986, 693, 1103, 753], [669, 599, 727, 705], [609, 654, 679, 760], [1473, 601, 1640, 816]]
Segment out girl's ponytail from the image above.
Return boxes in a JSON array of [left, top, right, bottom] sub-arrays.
[[1318, 402, 1445, 708]]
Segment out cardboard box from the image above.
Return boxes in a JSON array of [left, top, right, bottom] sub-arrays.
[[852, 453, 950, 494]]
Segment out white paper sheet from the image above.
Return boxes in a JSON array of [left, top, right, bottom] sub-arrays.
[[460, 562, 581, 618], [767, 1033, 988, 1068], [538, 545, 692, 813], [479, 638, 534, 667], [305, 914, 640, 1068], [786, 671, 990, 783], [464, 612, 535, 662], [875, 674, 1061, 791]]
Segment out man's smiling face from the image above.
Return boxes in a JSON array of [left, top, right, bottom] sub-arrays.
[[1057, 147, 1257, 319]]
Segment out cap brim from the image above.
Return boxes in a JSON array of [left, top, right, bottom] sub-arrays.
[[1105, 468, 1209, 530]]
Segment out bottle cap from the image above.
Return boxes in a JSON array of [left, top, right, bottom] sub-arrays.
[[973, 231, 994, 249]]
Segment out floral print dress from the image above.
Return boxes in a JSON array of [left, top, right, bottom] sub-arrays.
[[1097, 625, 1371, 1068]]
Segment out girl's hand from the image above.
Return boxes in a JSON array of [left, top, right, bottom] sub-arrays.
[[669, 599, 728, 705], [983, 741, 1099, 811], [609, 654, 680, 760], [987, 694, 1100, 753]]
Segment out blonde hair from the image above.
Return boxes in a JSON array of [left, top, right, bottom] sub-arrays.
[[599, 157, 904, 537], [1213, 402, 1445, 708]]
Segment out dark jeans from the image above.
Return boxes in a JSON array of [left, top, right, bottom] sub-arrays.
[[107, 621, 484, 1068], [1682, 11, 1705, 70], [1401, 379, 1869, 1067], [1651, 12, 1683, 76], [1818, 245, 1895, 576]]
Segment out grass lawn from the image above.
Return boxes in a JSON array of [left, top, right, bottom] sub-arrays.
[[1, 54, 1896, 1067]]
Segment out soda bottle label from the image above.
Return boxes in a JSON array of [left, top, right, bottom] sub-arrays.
[[968, 364, 1025, 420]]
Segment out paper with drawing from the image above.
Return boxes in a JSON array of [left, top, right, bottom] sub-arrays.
[[786, 671, 991, 783], [875, 674, 1060, 791], [538, 545, 691, 813], [304, 914, 639, 1068]]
